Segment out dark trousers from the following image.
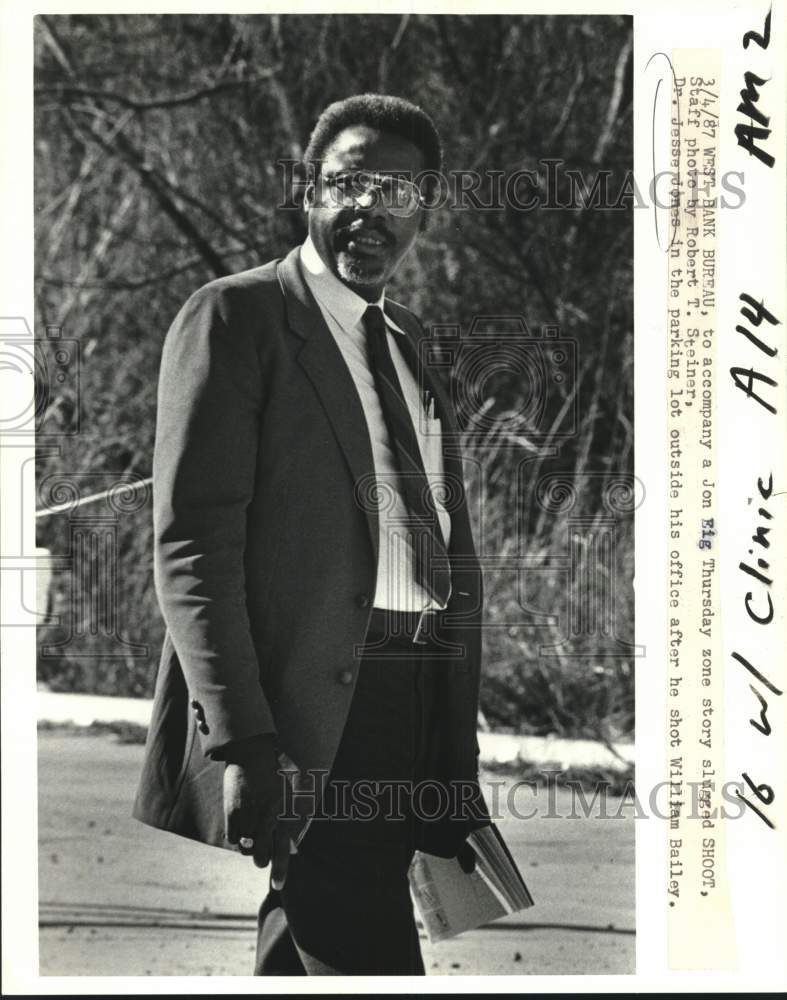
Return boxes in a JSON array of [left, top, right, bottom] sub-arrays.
[[255, 635, 442, 975]]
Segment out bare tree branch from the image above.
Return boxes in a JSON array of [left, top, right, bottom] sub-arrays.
[[35, 70, 281, 112], [378, 14, 410, 92], [37, 247, 251, 291], [39, 16, 231, 277], [56, 187, 137, 328], [40, 146, 100, 266], [592, 30, 632, 164], [547, 62, 586, 148], [436, 17, 467, 85], [266, 17, 303, 160], [65, 107, 230, 278]]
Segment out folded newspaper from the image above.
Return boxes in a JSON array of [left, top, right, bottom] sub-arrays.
[[408, 823, 534, 943]]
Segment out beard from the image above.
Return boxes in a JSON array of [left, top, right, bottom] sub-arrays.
[[335, 248, 387, 287]]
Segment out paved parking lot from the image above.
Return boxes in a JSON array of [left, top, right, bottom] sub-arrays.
[[38, 731, 635, 977]]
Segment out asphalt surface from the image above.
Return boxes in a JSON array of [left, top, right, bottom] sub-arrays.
[[37, 732, 635, 977]]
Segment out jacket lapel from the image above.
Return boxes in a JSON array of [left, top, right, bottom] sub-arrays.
[[277, 248, 379, 563]]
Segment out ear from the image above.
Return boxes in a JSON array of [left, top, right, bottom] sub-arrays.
[[303, 181, 316, 211]]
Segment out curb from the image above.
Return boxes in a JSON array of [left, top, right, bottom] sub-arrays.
[[37, 690, 634, 772]]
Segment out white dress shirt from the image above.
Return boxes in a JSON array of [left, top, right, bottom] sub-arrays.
[[299, 236, 451, 612]]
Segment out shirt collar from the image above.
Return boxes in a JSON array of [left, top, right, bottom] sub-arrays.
[[299, 236, 405, 335]]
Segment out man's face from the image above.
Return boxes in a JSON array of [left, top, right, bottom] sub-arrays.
[[304, 125, 425, 301]]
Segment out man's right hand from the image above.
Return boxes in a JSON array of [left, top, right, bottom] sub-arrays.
[[223, 734, 284, 870]]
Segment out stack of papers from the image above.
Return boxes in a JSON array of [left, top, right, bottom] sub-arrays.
[[408, 823, 534, 943]]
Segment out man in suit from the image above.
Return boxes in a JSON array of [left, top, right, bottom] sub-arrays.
[[134, 93, 488, 975]]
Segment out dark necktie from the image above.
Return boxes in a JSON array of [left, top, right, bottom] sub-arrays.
[[363, 305, 451, 606]]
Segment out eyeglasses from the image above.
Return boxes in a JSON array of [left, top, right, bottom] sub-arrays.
[[321, 170, 423, 218]]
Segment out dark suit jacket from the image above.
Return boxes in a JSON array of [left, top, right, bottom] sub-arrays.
[[132, 246, 486, 857]]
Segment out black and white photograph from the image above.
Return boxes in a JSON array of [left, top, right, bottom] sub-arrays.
[[3, 2, 784, 992], [27, 11, 636, 979]]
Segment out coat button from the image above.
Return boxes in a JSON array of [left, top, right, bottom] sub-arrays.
[[337, 669, 354, 685], [355, 593, 370, 608]]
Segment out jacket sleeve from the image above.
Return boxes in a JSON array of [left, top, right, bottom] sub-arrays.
[[153, 283, 276, 756]]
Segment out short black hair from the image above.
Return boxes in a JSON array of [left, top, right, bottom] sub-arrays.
[[303, 93, 443, 177]]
